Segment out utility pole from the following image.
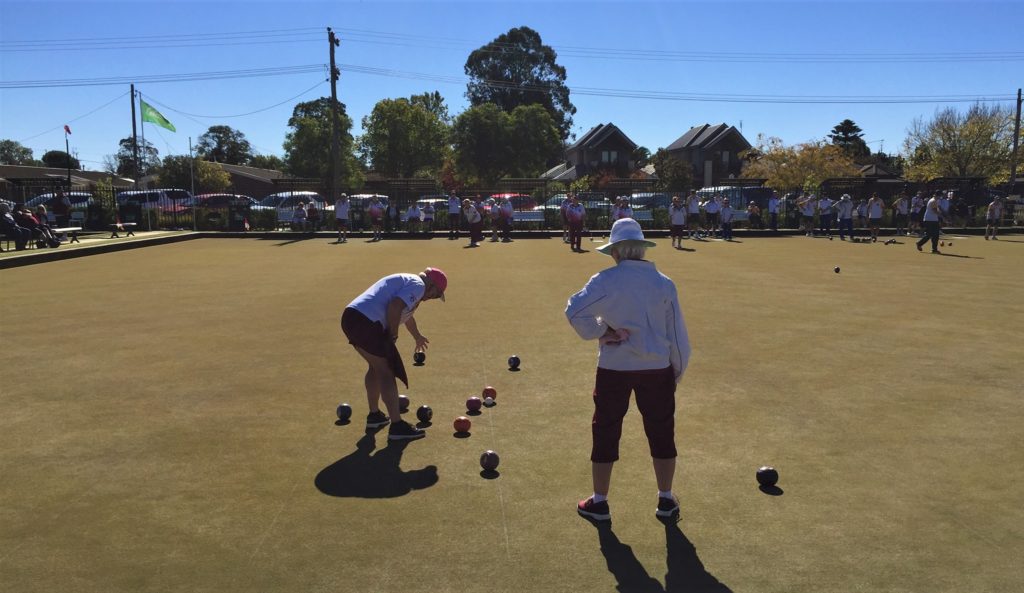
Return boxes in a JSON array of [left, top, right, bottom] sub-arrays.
[[130, 83, 139, 189], [328, 27, 341, 205], [1010, 88, 1021, 191]]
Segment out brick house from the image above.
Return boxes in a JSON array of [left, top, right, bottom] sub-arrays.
[[542, 123, 638, 182], [664, 123, 752, 188]]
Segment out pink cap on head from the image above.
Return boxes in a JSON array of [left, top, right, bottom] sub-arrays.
[[424, 267, 447, 301]]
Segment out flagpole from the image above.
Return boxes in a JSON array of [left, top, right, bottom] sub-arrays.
[[139, 91, 151, 231], [189, 136, 196, 231], [65, 129, 71, 189]]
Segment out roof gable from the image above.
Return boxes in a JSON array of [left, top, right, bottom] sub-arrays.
[[666, 123, 750, 152], [568, 123, 638, 152]]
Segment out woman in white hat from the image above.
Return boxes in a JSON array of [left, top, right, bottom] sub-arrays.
[[565, 218, 691, 522]]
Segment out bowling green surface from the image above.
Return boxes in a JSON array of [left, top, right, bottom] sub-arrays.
[[2, 234, 1022, 593]]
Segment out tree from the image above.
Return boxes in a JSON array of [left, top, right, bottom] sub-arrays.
[[410, 91, 451, 124], [0, 139, 35, 165], [450, 103, 509, 185], [195, 125, 254, 165], [649, 149, 693, 192], [282, 97, 362, 188], [507, 104, 562, 177], [42, 150, 80, 169], [110, 137, 159, 177], [464, 26, 576, 140], [359, 98, 449, 178], [828, 119, 870, 160], [247, 154, 285, 171], [632, 146, 652, 169], [902, 103, 1020, 184], [741, 134, 860, 189], [157, 156, 230, 192]]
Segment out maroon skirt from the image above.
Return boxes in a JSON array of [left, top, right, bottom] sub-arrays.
[[341, 308, 408, 387]]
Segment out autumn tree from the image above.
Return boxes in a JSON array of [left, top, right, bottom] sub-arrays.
[[157, 156, 230, 193], [741, 135, 860, 190], [902, 103, 1020, 184]]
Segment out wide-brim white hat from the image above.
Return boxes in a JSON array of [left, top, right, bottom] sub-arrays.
[[596, 218, 656, 254]]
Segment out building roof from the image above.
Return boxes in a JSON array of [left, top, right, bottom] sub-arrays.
[[567, 123, 638, 152], [665, 123, 751, 152], [219, 163, 289, 182], [859, 163, 900, 178], [0, 164, 133, 186]]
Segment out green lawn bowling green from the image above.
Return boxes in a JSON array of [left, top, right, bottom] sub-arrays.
[[1, 234, 1021, 593]]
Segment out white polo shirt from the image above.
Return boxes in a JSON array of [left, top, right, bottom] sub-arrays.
[[347, 273, 425, 325], [565, 259, 690, 383], [335, 201, 350, 220]]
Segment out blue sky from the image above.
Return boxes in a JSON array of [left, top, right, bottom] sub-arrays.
[[1, 0, 1020, 171]]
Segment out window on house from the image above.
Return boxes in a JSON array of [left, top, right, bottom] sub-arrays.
[[602, 150, 618, 164]]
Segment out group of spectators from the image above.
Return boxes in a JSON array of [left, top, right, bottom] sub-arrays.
[[0, 202, 62, 250], [338, 193, 516, 247]]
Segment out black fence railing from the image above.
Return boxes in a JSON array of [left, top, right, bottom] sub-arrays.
[[4, 177, 1017, 233]]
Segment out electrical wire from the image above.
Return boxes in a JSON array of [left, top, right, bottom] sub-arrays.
[[17, 90, 129, 142], [0, 65, 327, 89], [142, 79, 328, 119]]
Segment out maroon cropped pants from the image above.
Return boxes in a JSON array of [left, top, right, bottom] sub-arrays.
[[591, 366, 676, 463]]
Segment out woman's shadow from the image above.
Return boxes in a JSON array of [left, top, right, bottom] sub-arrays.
[[592, 520, 733, 592], [314, 433, 438, 498]]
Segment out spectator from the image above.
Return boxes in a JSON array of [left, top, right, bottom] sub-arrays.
[[685, 191, 701, 239], [720, 198, 734, 241], [798, 194, 816, 236], [909, 192, 924, 236], [767, 192, 780, 232], [341, 267, 447, 442], [406, 202, 422, 235], [613, 198, 633, 221], [866, 193, 884, 242], [565, 193, 586, 252], [293, 202, 307, 232], [703, 195, 721, 238], [422, 202, 434, 232], [669, 195, 687, 249], [15, 207, 58, 247], [367, 197, 384, 241], [836, 194, 855, 241], [387, 200, 399, 234], [497, 195, 513, 242], [891, 193, 909, 237], [486, 198, 500, 242], [856, 198, 868, 229], [306, 200, 320, 233], [985, 197, 1003, 240], [746, 201, 762, 229], [447, 194, 461, 240], [565, 218, 691, 522], [0, 203, 32, 250], [335, 194, 350, 243], [52, 189, 71, 227], [462, 198, 483, 248], [817, 194, 834, 238], [560, 194, 572, 243]]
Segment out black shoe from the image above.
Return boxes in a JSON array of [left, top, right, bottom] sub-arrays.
[[577, 496, 610, 521], [365, 411, 390, 429], [387, 420, 426, 441], [656, 495, 680, 518]]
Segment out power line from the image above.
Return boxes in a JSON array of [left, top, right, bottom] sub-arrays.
[[0, 65, 327, 89], [0, 27, 321, 46], [17, 90, 129, 142], [337, 63, 1017, 105], [143, 79, 328, 119]]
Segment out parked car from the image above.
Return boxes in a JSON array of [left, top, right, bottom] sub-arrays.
[[628, 192, 672, 210], [26, 191, 94, 212], [536, 192, 610, 211], [116, 189, 194, 214], [188, 193, 258, 210], [489, 192, 536, 211], [259, 191, 328, 213]]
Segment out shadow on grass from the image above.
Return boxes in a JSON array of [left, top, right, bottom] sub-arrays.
[[315, 433, 437, 498], [590, 520, 733, 592]]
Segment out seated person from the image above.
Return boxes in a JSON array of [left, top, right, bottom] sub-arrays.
[[15, 207, 59, 247], [1, 203, 32, 250]]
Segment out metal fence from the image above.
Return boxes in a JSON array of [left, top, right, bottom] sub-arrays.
[[3, 176, 1016, 232]]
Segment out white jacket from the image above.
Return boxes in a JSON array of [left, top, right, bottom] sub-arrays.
[[566, 260, 690, 383]]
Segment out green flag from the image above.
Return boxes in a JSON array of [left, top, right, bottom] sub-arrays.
[[140, 99, 176, 132]]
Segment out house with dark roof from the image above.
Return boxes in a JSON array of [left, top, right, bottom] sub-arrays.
[[0, 164, 133, 202], [542, 123, 638, 181], [664, 123, 752, 187]]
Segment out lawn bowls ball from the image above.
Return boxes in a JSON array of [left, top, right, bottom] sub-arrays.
[[336, 403, 352, 422], [398, 394, 410, 413], [508, 355, 521, 370], [482, 386, 497, 400], [834, 267, 840, 274], [480, 450, 500, 471], [413, 351, 426, 364], [483, 396, 495, 407], [466, 396, 483, 412], [454, 416, 471, 433], [416, 405, 433, 423], [756, 466, 779, 487]]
